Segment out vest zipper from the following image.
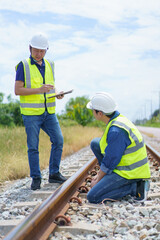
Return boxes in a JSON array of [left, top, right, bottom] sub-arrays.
[[43, 77, 47, 111]]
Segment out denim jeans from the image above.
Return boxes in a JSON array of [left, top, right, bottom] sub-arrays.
[[22, 111, 63, 178], [87, 138, 138, 203]]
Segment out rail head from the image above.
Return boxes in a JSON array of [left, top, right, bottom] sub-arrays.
[[3, 156, 97, 240], [146, 142, 160, 165]]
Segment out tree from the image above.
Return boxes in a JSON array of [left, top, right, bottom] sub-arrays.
[[65, 96, 93, 126], [0, 93, 4, 103], [0, 92, 23, 126], [152, 109, 159, 118]]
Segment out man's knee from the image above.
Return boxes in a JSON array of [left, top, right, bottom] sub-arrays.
[[57, 134, 64, 147], [87, 190, 98, 204], [90, 138, 100, 150], [87, 191, 93, 203]]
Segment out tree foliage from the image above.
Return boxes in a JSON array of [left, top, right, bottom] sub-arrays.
[[0, 93, 4, 103], [0, 93, 94, 127], [152, 109, 160, 118], [65, 96, 93, 126], [0, 93, 23, 127]]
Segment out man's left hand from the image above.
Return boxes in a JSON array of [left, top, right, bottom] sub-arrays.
[[56, 91, 64, 99]]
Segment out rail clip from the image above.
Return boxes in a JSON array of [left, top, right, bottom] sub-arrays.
[[78, 185, 89, 193], [54, 215, 71, 226], [69, 196, 82, 205]]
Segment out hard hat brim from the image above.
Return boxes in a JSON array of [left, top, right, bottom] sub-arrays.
[[86, 101, 93, 109], [29, 44, 48, 50]]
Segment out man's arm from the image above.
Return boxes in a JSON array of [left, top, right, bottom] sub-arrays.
[[14, 81, 54, 96], [100, 126, 131, 173]]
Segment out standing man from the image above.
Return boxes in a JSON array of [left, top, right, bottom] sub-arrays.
[[15, 33, 67, 190], [86, 92, 150, 203]]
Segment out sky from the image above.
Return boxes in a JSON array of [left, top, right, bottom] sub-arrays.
[[0, 0, 160, 121]]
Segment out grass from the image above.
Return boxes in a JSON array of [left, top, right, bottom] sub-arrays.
[[142, 122, 160, 128], [0, 125, 103, 183], [139, 116, 160, 128]]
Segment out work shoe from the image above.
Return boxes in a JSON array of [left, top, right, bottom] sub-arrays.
[[49, 172, 67, 184], [31, 177, 41, 190], [134, 180, 150, 202]]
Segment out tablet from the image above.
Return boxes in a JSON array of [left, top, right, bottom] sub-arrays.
[[48, 89, 73, 98]]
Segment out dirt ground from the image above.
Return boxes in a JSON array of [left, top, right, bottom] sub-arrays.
[[137, 126, 160, 154], [137, 126, 160, 140]]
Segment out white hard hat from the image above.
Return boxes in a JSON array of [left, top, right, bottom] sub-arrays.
[[87, 92, 117, 114], [29, 33, 49, 50]]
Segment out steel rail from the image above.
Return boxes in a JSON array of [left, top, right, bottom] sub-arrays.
[[4, 156, 97, 240], [146, 142, 160, 164]]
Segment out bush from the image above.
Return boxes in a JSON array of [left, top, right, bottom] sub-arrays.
[[65, 96, 94, 126], [87, 119, 106, 131], [0, 93, 23, 127]]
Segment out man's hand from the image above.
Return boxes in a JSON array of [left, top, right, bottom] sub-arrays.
[[40, 84, 54, 93], [15, 81, 54, 96], [56, 91, 64, 99]]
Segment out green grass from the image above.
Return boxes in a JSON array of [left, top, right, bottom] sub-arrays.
[[0, 125, 103, 183], [141, 122, 160, 128], [139, 118, 160, 128]]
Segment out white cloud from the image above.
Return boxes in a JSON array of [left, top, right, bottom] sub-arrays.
[[0, 0, 160, 121], [1, 0, 160, 21]]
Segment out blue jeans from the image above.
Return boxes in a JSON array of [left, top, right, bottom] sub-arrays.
[[87, 138, 138, 203], [22, 112, 63, 178]]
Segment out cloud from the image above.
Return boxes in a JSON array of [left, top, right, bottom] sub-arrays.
[[0, 0, 160, 121]]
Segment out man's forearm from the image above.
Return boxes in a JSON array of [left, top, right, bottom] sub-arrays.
[[15, 81, 54, 96], [97, 169, 106, 182], [15, 86, 41, 96]]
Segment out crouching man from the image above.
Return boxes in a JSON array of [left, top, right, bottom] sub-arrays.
[[86, 92, 150, 203]]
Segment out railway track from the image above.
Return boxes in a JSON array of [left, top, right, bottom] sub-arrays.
[[1, 142, 160, 240]]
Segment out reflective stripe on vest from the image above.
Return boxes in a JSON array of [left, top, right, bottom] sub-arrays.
[[23, 59, 31, 88], [123, 139, 144, 155], [116, 157, 148, 171], [47, 59, 55, 79], [111, 120, 145, 155], [20, 102, 56, 108]]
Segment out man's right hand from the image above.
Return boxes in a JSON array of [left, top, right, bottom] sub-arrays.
[[15, 81, 54, 96], [39, 84, 54, 93]]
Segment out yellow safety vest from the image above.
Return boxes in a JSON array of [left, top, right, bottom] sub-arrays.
[[100, 114, 150, 179], [16, 58, 56, 115]]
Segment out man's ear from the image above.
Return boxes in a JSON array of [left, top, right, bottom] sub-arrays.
[[98, 111, 103, 117]]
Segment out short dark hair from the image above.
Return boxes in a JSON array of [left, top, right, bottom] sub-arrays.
[[94, 109, 100, 114], [94, 109, 115, 118]]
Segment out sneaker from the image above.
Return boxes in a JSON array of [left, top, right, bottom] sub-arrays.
[[49, 172, 67, 184], [134, 180, 150, 202], [31, 177, 41, 190]]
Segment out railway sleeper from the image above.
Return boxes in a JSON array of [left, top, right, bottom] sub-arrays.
[[0, 219, 21, 236], [55, 222, 102, 236]]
